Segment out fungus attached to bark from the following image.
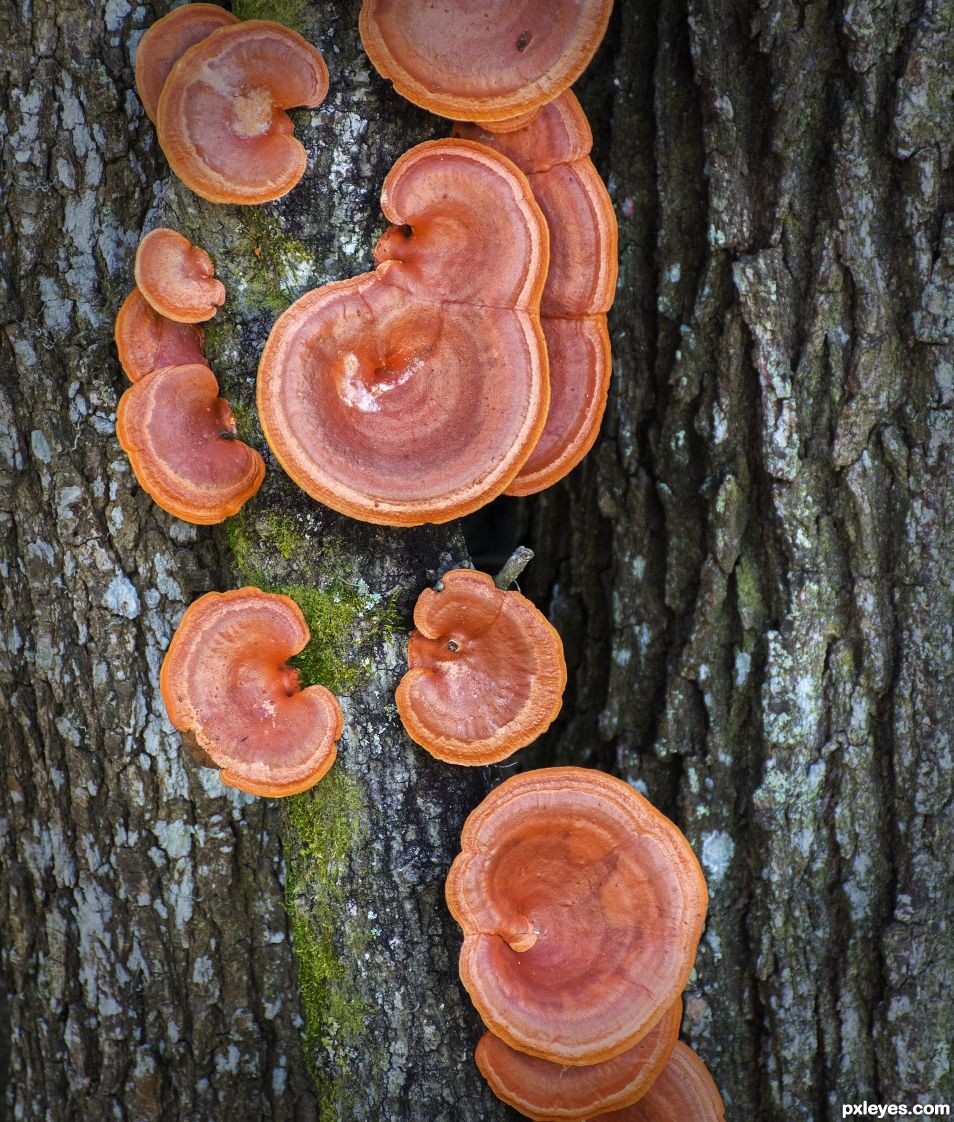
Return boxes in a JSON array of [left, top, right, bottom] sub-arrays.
[[114, 288, 207, 382], [156, 20, 329, 204], [592, 1042, 726, 1122], [445, 768, 708, 1066], [116, 362, 264, 524], [359, 0, 614, 125], [395, 568, 565, 765], [475, 1001, 682, 1121], [134, 2, 239, 124], [134, 228, 226, 324], [160, 588, 343, 797], [258, 140, 550, 525], [454, 92, 618, 495]]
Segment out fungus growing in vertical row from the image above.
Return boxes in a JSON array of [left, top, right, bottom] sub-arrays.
[[454, 91, 618, 494], [257, 140, 550, 525], [359, 0, 614, 125], [590, 1042, 726, 1121], [116, 363, 264, 524], [395, 568, 566, 765], [134, 229, 226, 324], [114, 289, 207, 382], [475, 1001, 682, 1121], [156, 20, 329, 204], [160, 588, 344, 798], [134, 2, 239, 124], [445, 768, 708, 1066]]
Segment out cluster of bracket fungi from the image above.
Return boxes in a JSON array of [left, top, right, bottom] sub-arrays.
[[113, 1, 726, 1116]]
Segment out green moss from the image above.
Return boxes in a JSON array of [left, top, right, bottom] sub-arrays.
[[231, 0, 308, 31], [229, 209, 315, 316], [284, 770, 369, 1115], [282, 582, 366, 694]]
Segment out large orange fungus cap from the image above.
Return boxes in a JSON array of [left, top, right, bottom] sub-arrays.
[[395, 569, 565, 765], [359, 1, 614, 125], [258, 140, 550, 526], [156, 20, 329, 204], [592, 1042, 725, 1122], [134, 228, 226, 324], [116, 363, 265, 524], [445, 768, 708, 1066], [475, 1000, 681, 1121], [455, 92, 618, 495], [160, 588, 343, 798], [134, 2, 239, 125], [114, 288, 206, 382]]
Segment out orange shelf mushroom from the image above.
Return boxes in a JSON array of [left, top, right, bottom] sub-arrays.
[[134, 2, 238, 125], [590, 1042, 725, 1122], [476, 1001, 681, 1122], [156, 20, 329, 204], [258, 139, 550, 526], [359, 0, 614, 126], [134, 228, 226, 324], [160, 588, 343, 798], [116, 363, 264, 524], [114, 288, 206, 382], [395, 569, 566, 765], [455, 92, 618, 495], [446, 768, 708, 1066]]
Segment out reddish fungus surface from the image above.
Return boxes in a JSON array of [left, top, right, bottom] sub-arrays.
[[156, 20, 329, 204], [116, 362, 264, 524], [455, 92, 618, 495], [592, 1042, 726, 1122], [134, 228, 226, 324], [359, 0, 614, 125], [114, 288, 207, 382], [476, 1001, 682, 1121], [395, 568, 566, 765], [257, 140, 550, 526], [445, 768, 708, 1066], [160, 588, 343, 798], [135, 2, 238, 125]]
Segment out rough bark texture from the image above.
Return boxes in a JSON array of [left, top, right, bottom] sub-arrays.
[[521, 1, 954, 1119], [4, 0, 954, 1120]]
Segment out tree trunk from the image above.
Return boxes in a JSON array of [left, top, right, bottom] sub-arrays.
[[521, 0, 954, 1118], [4, 0, 953, 1120]]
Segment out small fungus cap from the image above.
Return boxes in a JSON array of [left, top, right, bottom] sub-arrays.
[[160, 588, 343, 798], [134, 228, 226, 324], [135, 2, 238, 124], [156, 20, 329, 204], [446, 767, 708, 1066], [591, 1042, 726, 1122], [395, 569, 566, 765], [114, 288, 206, 382], [257, 140, 550, 526], [116, 363, 264, 524], [360, 0, 614, 124], [475, 1001, 681, 1121]]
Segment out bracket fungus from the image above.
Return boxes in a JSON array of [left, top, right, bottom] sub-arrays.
[[134, 228, 226, 324], [134, 2, 238, 125], [455, 92, 618, 494], [445, 768, 708, 1066], [258, 139, 550, 525], [116, 363, 265, 524], [114, 289, 206, 383], [592, 1042, 726, 1122], [160, 588, 343, 798], [359, 0, 614, 125], [156, 19, 329, 204], [395, 568, 566, 765], [475, 1000, 681, 1121]]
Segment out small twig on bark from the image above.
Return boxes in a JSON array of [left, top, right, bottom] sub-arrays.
[[494, 546, 534, 589]]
